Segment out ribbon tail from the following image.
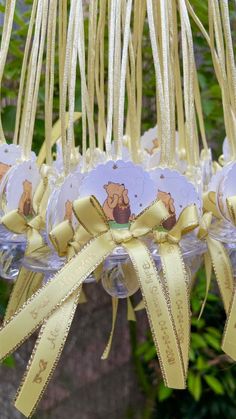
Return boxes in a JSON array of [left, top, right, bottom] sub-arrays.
[[78, 288, 87, 304], [134, 299, 145, 311], [26, 229, 45, 256], [101, 297, 119, 360], [14, 289, 81, 418], [4, 268, 44, 323], [198, 252, 212, 320], [205, 237, 236, 360], [0, 232, 115, 361], [206, 236, 233, 313], [127, 297, 136, 321], [222, 284, 236, 360], [123, 239, 186, 389], [159, 243, 190, 378]]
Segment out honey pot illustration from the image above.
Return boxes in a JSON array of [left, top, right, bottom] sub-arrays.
[[0, 162, 11, 182], [18, 180, 34, 217], [157, 189, 176, 230], [64, 200, 73, 222], [103, 182, 132, 224]]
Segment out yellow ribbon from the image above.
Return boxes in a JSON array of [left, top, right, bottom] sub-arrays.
[[14, 220, 87, 416], [203, 191, 222, 219], [154, 205, 199, 375], [37, 112, 82, 166], [0, 196, 187, 417], [226, 195, 236, 226], [216, 196, 236, 360], [4, 269, 44, 323], [51, 218, 134, 360], [1, 211, 45, 257], [198, 212, 234, 314], [2, 177, 50, 321]]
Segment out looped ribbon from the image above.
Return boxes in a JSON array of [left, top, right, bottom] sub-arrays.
[[0, 196, 188, 417], [1, 176, 50, 321], [2, 212, 45, 255], [203, 191, 222, 219], [154, 205, 199, 376]]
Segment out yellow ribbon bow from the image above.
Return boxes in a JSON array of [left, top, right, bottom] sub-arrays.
[[0, 196, 187, 417], [154, 205, 199, 376], [203, 191, 222, 219], [1, 177, 51, 321]]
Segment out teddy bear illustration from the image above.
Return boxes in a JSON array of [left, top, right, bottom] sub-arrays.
[[18, 179, 33, 217], [0, 162, 11, 182], [145, 138, 160, 155], [103, 181, 132, 224], [157, 189, 176, 230], [64, 200, 73, 222]]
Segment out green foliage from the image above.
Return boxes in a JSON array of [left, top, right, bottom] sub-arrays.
[[130, 270, 236, 419], [0, 278, 11, 316], [0, 2, 83, 154], [0, 278, 15, 368], [2, 355, 15, 368]]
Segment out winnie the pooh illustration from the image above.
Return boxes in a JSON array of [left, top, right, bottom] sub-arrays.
[[0, 162, 11, 182], [103, 182, 132, 224], [157, 189, 176, 230], [145, 138, 160, 155], [18, 180, 33, 217], [64, 200, 73, 222]]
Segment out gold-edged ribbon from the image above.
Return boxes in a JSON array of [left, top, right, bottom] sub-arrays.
[[198, 212, 233, 314], [226, 196, 236, 226], [154, 205, 199, 376], [13, 220, 86, 416], [203, 191, 222, 219], [51, 218, 135, 361], [2, 177, 50, 321], [219, 195, 236, 360], [200, 195, 236, 361], [0, 196, 187, 417], [4, 269, 44, 322]]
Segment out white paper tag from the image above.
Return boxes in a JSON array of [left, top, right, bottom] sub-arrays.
[[0, 160, 40, 215], [150, 168, 202, 229], [79, 160, 156, 226], [216, 162, 236, 220], [46, 170, 83, 233]]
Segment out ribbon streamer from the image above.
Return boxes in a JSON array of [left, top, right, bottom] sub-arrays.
[[154, 205, 199, 375], [198, 212, 233, 314], [0, 197, 188, 417]]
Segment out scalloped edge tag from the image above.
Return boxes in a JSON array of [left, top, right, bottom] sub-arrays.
[[46, 171, 84, 233], [216, 162, 236, 220], [79, 160, 156, 226], [150, 168, 202, 229], [0, 160, 40, 216]]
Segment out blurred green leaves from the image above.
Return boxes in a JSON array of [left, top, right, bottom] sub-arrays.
[[130, 269, 236, 419]]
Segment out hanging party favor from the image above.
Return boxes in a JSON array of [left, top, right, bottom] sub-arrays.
[[2, 0, 236, 417]]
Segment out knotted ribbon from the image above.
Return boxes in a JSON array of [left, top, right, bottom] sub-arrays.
[[1, 176, 50, 321], [0, 196, 187, 417]]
